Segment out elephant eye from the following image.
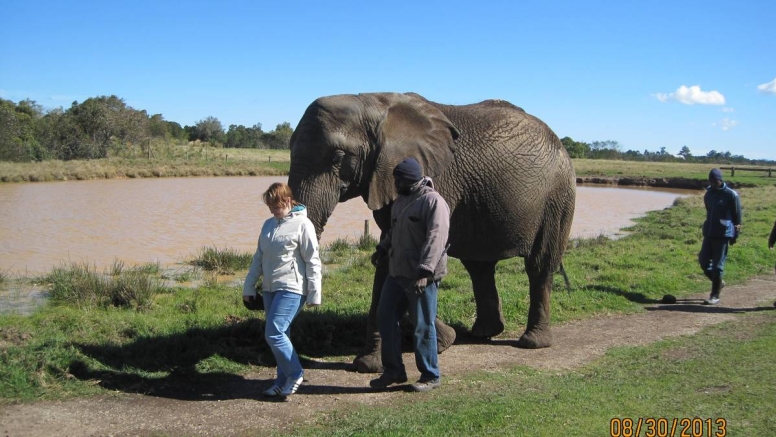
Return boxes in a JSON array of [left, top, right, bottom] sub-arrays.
[[331, 150, 345, 166], [339, 154, 358, 181]]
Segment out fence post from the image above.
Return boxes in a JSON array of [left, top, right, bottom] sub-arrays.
[[769, 168, 772, 177], [730, 167, 735, 177], [364, 220, 370, 240]]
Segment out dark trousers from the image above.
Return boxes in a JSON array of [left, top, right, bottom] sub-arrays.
[[698, 237, 730, 280]]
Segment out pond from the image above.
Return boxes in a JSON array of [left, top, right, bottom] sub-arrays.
[[0, 177, 698, 276]]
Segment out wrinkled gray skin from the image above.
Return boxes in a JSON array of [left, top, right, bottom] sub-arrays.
[[288, 92, 576, 373]]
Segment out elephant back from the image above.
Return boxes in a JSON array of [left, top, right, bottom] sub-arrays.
[[428, 99, 575, 262]]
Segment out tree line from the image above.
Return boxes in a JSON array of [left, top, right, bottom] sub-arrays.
[[560, 137, 774, 166], [1, 95, 772, 165], [0, 95, 294, 162]]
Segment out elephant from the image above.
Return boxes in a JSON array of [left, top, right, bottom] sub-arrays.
[[288, 92, 576, 373]]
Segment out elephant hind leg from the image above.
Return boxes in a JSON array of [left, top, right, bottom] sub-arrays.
[[461, 259, 505, 339], [517, 263, 553, 349]]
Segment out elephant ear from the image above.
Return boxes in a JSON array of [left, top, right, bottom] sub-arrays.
[[367, 94, 460, 210]]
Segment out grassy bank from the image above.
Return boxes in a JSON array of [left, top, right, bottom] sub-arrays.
[[573, 159, 776, 188], [1, 162, 775, 434], [3, 149, 776, 187], [0, 145, 291, 183]]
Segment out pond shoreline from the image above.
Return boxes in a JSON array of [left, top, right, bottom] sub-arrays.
[[577, 176, 752, 190], [3, 171, 723, 190]]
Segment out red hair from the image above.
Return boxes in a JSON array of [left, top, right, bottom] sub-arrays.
[[263, 182, 298, 208]]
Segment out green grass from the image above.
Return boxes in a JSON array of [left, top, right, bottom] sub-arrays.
[[285, 313, 776, 437], [4, 151, 775, 187], [1, 162, 775, 434], [45, 261, 164, 310], [189, 245, 253, 274], [572, 159, 776, 188], [0, 144, 290, 183]]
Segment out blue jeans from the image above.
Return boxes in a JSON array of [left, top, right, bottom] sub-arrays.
[[263, 290, 305, 383], [377, 275, 440, 381], [698, 237, 730, 280]]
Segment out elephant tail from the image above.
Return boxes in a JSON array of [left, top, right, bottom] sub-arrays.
[[559, 262, 572, 295]]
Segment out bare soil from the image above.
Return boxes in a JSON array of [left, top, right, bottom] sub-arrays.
[[3, 276, 776, 437]]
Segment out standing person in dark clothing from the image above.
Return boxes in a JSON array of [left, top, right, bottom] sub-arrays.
[[769, 218, 776, 264], [769, 219, 776, 307], [369, 157, 451, 392], [699, 168, 742, 305]]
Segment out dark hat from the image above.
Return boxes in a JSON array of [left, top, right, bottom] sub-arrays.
[[393, 158, 423, 182], [709, 168, 723, 181]]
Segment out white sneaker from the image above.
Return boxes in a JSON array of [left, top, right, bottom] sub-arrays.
[[262, 382, 283, 397], [705, 296, 720, 305], [280, 375, 304, 396]]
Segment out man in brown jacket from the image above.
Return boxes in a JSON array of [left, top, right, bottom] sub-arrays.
[[369, 157, 450, 392]]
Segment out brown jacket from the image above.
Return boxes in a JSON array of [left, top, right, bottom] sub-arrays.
[[378, 177, 450, 282]]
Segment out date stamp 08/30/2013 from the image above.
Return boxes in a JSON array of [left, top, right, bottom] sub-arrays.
[[609, 417, 728, 437]]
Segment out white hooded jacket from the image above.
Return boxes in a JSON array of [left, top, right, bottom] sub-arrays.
[[242, 205, 322, 305]]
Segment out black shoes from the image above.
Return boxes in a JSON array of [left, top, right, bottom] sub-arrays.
[[369, 373, 408, 389]]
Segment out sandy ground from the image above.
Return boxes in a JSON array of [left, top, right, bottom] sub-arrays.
[[2, 275, 775, 437]]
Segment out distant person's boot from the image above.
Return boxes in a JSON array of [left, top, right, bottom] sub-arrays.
[[705, 275, 723, 305]]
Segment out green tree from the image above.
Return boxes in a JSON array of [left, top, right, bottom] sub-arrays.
[[560, 136, 590, 158], [0, 98, 47, 161], [226, 123, 266, 148], [166, 121, 186, 140], [149, 114, 169, 138], [43, 107, 85, 160], [69, 96, 122, 157], [678, 146, 691, 159], [194, 116, 225, 144], [262, 122, 294, 150]]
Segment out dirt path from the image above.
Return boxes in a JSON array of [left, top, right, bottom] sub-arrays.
[[3, 276, 776, 437]]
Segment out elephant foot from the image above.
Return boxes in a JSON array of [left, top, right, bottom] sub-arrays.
[[353, 350, 383, 374], [470, 317, 505, 339], [516, 328, 553, 349], [435, 319, 456, 353]]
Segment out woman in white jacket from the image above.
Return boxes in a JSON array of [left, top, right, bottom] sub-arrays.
[[243, 182, 322, 397]]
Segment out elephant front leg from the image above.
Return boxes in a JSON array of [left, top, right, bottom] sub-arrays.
[[517, 268, 553, 348], [353, 266, 388, 373], [461, 259, 505, 339]]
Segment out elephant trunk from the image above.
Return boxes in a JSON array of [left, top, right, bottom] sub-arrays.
[[288, 169, 341, 240]]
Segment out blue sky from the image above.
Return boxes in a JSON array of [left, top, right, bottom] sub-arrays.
[[2, 1, 774, 160]]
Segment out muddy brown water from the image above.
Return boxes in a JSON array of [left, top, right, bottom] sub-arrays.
[[0, 177, 698, 275]]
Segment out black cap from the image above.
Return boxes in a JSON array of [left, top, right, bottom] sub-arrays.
[[393, 158, 423, 182], [709, 168, 723, 181]]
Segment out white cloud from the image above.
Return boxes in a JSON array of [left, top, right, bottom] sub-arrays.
[[721, 107, 734, 113], [655, 85, 725, 105], [713, 118, 739, 131], [757, 78, 776, 95]]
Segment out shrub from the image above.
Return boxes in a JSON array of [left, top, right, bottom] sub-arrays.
[[190, 246, 252, 274], [46, 262, 162, 309]]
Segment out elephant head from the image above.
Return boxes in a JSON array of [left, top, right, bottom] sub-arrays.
[[288, 93, 460, 238]]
